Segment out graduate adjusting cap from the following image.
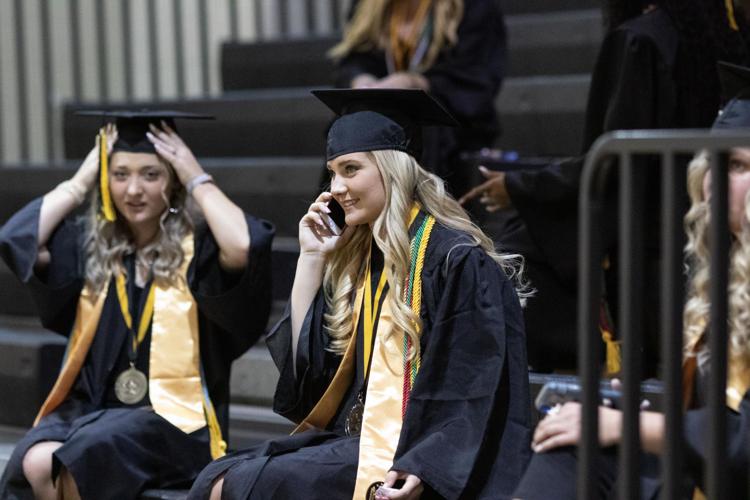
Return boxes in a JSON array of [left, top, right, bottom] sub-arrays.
[[713, 61, 750, 130], [76, 109, 214, 154], [76, 109, 214, 221], [312, 89, 458, 161]]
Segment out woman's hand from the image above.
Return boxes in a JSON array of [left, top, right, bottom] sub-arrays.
[[352, 73, 378, 88], [458, 166, 511, 212], [298, 192, 354, 257], [147, 121, 204, 186], [375, 471, 423, 500], [73, 124, 118, 192], [531, 402, 623, 453], [369, 72, 429, 91]]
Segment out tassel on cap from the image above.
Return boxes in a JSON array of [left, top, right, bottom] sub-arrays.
[[99, 130, 116, 222]]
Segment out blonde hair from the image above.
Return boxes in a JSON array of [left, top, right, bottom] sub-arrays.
[[83, 157, 193, 293], [683, 150, 750, 369], [329, 0, 463, 72], [323, 149, 527, 358]]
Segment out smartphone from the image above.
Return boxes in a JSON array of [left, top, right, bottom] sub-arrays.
[[327, 198, 347, 234], [534, 380, 622, 414]]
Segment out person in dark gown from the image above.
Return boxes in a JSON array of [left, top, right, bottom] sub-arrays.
[[460, 0, 750, 373], [330, 0, 507, 196], [512, 62, 750, 500], [0, 112, 274, 500], [189, 89, 531, 500]]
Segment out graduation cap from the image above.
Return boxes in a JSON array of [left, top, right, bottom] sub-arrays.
[[76, 109, 213, 221], [312, 89, 458, 161], [713, 61, 750, 130]]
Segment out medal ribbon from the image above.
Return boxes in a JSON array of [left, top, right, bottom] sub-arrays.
[[363, 261, 388, 377], [115, 271, 155, 354]]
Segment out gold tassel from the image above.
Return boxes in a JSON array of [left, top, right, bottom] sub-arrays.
[[726, 0, 739, 31], [601, 329, 621, 375], [99, 131, 116, 221], [203, 395, 227, 459]]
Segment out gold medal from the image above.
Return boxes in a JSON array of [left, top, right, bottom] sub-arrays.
[[345, 392, 365, 436], [114, 363, 148, 405]]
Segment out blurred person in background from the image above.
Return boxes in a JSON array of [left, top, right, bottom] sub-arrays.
[[461, 0, 750, 375], [513, 63, 750, 498]]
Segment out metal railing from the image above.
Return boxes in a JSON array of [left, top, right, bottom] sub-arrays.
[[0, 0, 349, 164], [577, 129, 747, 499]]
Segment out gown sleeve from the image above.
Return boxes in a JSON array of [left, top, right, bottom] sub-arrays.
[[190, 214, 274, 359], [266, 290, 342, 424], [391, 244, 531, 498], [682, 392, 750, 494], [0, 197, 84, 336]]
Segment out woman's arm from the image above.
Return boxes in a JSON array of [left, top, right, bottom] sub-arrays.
[[532, 402, 665, 454], [37, 125, 116, 267], [147, 122, 249, 271], [290, 192, 353, 373]]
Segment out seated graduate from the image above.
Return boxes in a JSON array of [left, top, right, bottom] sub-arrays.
[[513, 62, 750, 500], [188, 89, 531, 500], [0, 111, 274, 500]]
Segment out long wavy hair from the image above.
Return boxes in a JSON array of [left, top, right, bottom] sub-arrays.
[[328, 0, 463, 72], [323, 149, 527, 358], [83, 156, 193, 293], [684, 151, 750, 370]]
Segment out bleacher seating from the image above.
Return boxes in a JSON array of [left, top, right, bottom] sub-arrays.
[[0, 2, 610, 495]]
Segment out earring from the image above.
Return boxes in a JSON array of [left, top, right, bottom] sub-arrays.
[[168, 207, 180, 215]]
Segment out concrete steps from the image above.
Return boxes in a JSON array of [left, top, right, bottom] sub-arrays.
[[219, 8, 603, 90], [63, 72, 590, 161], [503, 0, 599, 15]]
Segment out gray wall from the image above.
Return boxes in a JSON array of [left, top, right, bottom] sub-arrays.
[[0, 0, 349, 164]]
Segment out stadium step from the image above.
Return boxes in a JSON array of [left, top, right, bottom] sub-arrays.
[[219, 8, 603, 90], [63, 72, 590, 160], [503, 0, 600, 15]]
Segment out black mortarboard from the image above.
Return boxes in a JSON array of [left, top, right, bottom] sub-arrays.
[[713, 62, 750, 130], [312, 89, 458, 161], [76, 109, 214, 154], [76, 109, 213, 221]]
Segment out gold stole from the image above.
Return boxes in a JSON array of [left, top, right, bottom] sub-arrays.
[[292, 207, 432, 500], [34, 232, 227, 458]]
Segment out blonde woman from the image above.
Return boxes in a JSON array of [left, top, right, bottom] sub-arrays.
[[189, 90, 531, 500], [0, 112, 274, 500], [512, 64, 750, 499], [330, 0, 507, 195]]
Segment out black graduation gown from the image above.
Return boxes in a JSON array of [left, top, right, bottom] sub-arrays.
[[501, 9, 694, 371], [188, 222, 531, 500], [334, 0, 507, 194], [0, 198, 274, 500]]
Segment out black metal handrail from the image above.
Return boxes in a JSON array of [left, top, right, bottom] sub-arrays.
[[578, 129, 748, 500]]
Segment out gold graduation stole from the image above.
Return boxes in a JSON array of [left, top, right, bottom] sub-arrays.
[[291, 206, 436, 500], [34, 232, 227, 459]]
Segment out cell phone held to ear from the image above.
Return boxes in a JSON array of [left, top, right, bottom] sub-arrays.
[[327, 198, 347, 235]]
